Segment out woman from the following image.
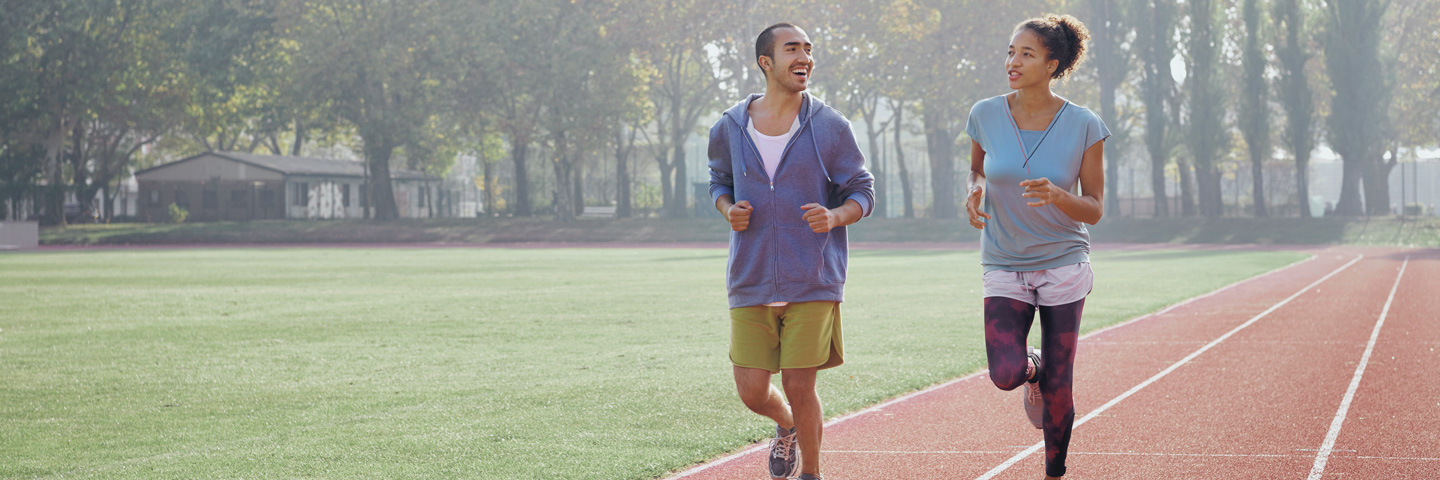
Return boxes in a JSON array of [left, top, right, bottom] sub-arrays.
[[962, 14, 1108, 479]]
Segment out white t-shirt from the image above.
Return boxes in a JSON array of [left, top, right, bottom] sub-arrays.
[[747, 115, 801, 180], [746, 114, 801, 307]]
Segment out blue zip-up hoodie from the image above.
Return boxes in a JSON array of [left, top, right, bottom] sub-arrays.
[[708, 92, 875, 309]]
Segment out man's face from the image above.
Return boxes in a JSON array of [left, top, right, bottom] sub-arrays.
[[761, 27, 813, 92]]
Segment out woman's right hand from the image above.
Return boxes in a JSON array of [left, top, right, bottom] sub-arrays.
[[965, 185, 990, 230]]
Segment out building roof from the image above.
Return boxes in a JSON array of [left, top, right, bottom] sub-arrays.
[[136, 151, 434, 180]]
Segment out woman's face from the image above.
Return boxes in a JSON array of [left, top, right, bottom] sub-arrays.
[[1007, 28, 1058, 90]]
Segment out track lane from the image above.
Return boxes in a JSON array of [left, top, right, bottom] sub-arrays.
[[1318, 250, 1440, 479], [669, 249, 1363, 479], [1056, 252, 1401, 479]]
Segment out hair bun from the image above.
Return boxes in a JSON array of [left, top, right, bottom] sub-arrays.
[[1016, 14, 1091, 80]]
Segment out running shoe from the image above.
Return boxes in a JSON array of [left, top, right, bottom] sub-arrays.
[[768, 425, 799, 479], [1023, 346, 1044, 429]]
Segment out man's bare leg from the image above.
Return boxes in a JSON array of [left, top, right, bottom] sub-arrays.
[[781, 367, 821, 476], [734, 366, 794, 428]]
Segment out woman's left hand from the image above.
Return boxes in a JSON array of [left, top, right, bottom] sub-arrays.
[[1020, 178, 1064, 208]]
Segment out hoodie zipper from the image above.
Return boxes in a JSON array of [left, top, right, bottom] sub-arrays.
[[732, 110, 811, 192], [728, 95, 813, 304]]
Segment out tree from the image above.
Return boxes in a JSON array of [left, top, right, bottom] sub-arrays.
[[811, 0, 904, 219], [1383, 0, 1440, 215], [609, 60, 653, 219], [1183, 0, 1229, 217], [0, 142, 44, 220], [0, 0, 190, 224], [5, 0, 157, 225], [637, 1, 728, 219], [884, 0, 1052, 219], [888, 98, 917, 218], [1273, 0, 1319, 218], [1239, 0, 1271, 217], [1135, 0, 1179, 217], [1084, 0, 1134, 217], [169, 0, 284, 154], [282, 0, 466, 220], [1323, 0, 1393, 216]]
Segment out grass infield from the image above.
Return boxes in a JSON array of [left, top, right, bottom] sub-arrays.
[[0, 247, 1305, 479]]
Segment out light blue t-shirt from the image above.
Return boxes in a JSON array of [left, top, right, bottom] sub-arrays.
[[964, 94, 1111, 272]]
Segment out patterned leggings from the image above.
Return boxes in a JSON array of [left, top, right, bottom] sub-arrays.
[[984, 297, 1084, 478]]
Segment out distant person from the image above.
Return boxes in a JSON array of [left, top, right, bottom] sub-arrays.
[[962, 14, 1108, 479], [706, 22, 874, 480]]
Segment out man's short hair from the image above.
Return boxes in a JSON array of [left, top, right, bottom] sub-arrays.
[[755, 22, 800, 75]]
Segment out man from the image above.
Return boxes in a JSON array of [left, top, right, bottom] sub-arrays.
[[706, 22, 874, 480]]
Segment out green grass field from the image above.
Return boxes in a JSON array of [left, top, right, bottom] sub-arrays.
[[0, 247, 1305, 479]]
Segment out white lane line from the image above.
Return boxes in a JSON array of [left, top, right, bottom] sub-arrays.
[[824, 450, 1017, 455], [823, 450, 1440, 462], [1078, 253, 1317, 341], [1308, 256, 1409, 480], [973, 254, 1365, 480], [667, 252, 1319, 479]]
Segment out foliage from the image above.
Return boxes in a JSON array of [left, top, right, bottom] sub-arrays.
[[1323, 0, 1394, 216], [167, 202, 188, 223], [0, 0, 1434, 224]]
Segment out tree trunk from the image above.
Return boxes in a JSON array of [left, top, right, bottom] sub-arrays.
[[1090, 0, 1125, 217], [511, 141, 531, 216], [669, 141, 688, 218], [363, 139, 401, 221], [573, 157, 585, 218], [482, 156, 497, 217], [1250, 152, 1267, 217], [614, 126, 633, 218], [1178, 158, 1196, 217], [1362, 153, 1395, 216], [1149, 148, 1169, 218], [1195, 165, 1222, 217], [1296, 154, 1312, 217], [921, 109, 958, 220], [894, 104, 915, 219], [291, 118, 306, 156], [1335, 153, 1365, 215], [551, 129, 576, 222], [656, 148, 674, 217]]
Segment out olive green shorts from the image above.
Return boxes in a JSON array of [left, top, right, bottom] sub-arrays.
[[729, 301, 844, 373]]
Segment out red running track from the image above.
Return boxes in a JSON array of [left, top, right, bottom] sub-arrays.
[[667, 246, 1440, 479]]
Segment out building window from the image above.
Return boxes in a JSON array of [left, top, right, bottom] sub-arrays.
[[174, 190, 189, 208], [203, 189, 218, 208], [293, 182, 309, 206], [230, 190, 247, 206], [418, 185, 428, 207], [359, 184, 368, 209], [150, 190, 160, 205], [342, 183, 351, 208]]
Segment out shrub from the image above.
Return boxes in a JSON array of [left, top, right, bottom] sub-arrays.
[[168, 203, 188, 224]]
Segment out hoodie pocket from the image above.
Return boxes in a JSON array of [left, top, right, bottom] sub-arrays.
[[727, 227, 772, 290], [776, 226, 827, 284]]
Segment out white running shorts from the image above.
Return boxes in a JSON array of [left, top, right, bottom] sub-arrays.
[[981, 262, 1093, 307]]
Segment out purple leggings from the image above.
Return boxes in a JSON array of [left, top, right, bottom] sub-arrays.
[[984, 297, 1084, 478]]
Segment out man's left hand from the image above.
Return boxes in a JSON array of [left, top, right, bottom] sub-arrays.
[[801, 203, 838, 233]]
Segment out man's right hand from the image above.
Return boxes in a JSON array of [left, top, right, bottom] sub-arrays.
[[965, 185, 989, 230], [727, 200, 752, 231]]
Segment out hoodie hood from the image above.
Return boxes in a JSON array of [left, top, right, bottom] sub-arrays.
[[721, 92, 825, 179], [722, 92, 820, 130]]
